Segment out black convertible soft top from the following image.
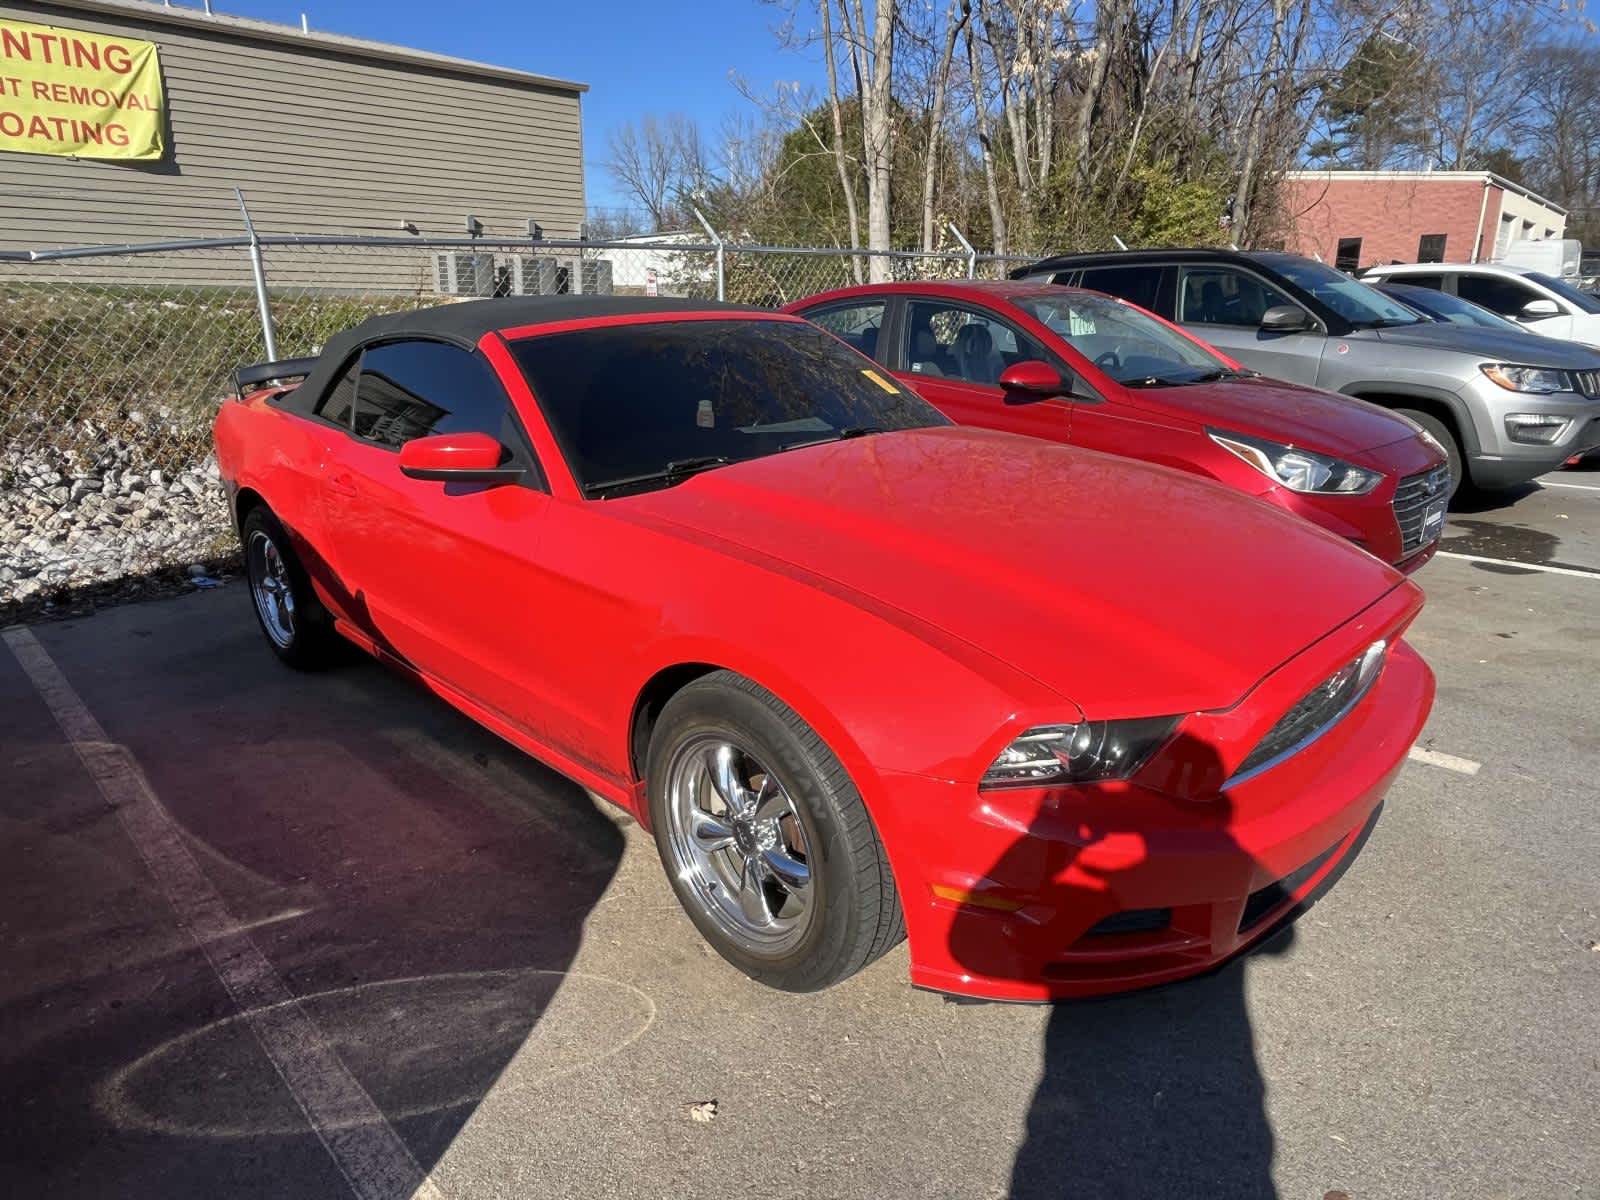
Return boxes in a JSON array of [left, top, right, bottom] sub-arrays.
[[244, 295, 766, 409]]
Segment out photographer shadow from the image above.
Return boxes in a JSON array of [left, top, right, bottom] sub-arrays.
[[951, 731, 1299, 1200]]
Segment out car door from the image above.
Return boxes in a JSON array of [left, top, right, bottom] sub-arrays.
[[1456, 271, 1575, 339], [321, 337, 554, 732], [1173, 264, 1325, 386], [892, 298, 1071, 443]]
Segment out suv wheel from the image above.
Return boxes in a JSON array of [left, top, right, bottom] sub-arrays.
[[1396, 409, 1463, 497]]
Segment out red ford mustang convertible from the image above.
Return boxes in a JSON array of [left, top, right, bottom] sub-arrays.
[[215, 297, 1434, 1001]]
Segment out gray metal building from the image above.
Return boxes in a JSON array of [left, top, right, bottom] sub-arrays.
[[0, 0, 587, 250]]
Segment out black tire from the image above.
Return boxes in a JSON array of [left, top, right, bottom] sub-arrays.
[[646, 671, 904, 991], [240, 506, 343, 670], [1395, 408, 1464, 498]]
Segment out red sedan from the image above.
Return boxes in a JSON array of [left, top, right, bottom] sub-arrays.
[[215, 297, 1434, 1001], [786, 281, 1451, 573]]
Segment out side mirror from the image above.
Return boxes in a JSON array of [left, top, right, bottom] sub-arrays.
[[1260, 304, 1311, 332], [398, 432, 524, 483], [998, 360, 1068, 404], [1520, 298, 1561, 319]]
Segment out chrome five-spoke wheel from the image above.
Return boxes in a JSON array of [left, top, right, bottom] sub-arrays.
[[247, 528, 296, 649], [663, 735, 815, 954]]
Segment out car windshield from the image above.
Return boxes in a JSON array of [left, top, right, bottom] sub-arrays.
[[1012, 292, 1234, 386], [1377, 284, 1523, 333], [508, 318, 949, 497], [1262, 256, 1424, 328], [1525, 271, 1600, 314]]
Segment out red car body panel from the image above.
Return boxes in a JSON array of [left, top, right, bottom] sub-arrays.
[[214, 306, 1434, 1000], [785, 281, 1449, 573]]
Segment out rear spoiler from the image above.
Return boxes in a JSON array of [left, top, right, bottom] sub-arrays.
[[235, 356, 319, 397]]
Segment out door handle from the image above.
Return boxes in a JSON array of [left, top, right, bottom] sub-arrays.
[[328, 472, 357, 498]]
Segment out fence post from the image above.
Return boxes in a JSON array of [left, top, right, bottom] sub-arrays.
[[693, 206, 725, 302], [948, 224, 977, 278], [234, 187, 280, 361]]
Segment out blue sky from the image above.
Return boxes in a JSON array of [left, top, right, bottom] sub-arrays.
[[207, 0, 824, 210]]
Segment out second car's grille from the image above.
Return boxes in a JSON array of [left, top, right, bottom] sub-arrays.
[[1571, 369, 1600, 398], [1393, 463, 1451, 556], [1228, 642, 1387, 784]]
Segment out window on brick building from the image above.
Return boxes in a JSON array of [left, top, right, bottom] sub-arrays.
[[1417, 234, 1447, 263], [1335, 237, 1363, 273]]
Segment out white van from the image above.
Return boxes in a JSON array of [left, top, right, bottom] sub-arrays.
[[1496, 238, 1582, 279]]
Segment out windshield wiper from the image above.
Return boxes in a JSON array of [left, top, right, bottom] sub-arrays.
[[583, 455, 733, 497], [1123, 375, 1191, 388], [1188, 367, 1256, 382], [780, 424, 885, 452]]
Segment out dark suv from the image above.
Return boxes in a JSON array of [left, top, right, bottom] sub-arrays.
[[1012, 249, 1600, 491]]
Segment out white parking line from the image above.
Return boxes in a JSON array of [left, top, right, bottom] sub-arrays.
[[1408, 746, 1482, 776], [1436, 551, 1600, 580], [1, 626, 443, 1200], [1539, 480, 1600, 492]]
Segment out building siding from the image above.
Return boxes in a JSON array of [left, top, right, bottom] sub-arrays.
[[1281, 172, 1567, 270], [0, 0, 585, 250]]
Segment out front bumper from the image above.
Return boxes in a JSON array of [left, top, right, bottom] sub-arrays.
[[1461, 378, 1600, 488], [872, 595, 1434, 1002]]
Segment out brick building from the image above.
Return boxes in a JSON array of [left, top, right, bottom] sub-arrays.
[[1280, 170, 1567, 270]]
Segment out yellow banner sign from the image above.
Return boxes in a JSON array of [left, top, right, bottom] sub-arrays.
[[0, 18, 164, 160]]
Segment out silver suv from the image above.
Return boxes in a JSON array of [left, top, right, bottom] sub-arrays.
[[1012, 249, 1600, 491]]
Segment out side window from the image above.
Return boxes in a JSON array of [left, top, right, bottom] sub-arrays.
[[904, 301, 1050, 387], [354, 340, 536, 472], [1177, 267, 1292, 327], [1399, 274, 1445, 291], [1457, 274, 1540, 317], [1078, 265, 1163, 314], [314, 354, 361, 428], [803, 300, 888, 360]]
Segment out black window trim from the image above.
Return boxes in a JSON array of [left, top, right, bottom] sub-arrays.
[[297, 335, 548, 492], [793, 297, 893, 366], [1173, 263, 1326, 335], [894, 295, 1096, 400], [293, 347, 364, 434]]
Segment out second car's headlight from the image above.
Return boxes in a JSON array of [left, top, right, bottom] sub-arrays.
[[1481, 364, 1570, 394], [1207, 428, 1382, 494], [981, 717, 1180, 789]]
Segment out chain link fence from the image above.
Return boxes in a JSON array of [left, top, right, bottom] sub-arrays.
[[0, 225, 1038, 617]]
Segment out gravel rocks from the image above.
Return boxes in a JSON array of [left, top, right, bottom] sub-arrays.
[[1, 430, 233, 614]]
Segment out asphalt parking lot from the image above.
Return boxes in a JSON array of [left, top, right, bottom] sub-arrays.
[[2, 470, 1597, 1200]]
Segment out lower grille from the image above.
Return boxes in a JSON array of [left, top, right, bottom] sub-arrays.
[[1085, 907, 1172, 936], [1238, 841, 1342, 932], [1392, 463, 1451, 556]]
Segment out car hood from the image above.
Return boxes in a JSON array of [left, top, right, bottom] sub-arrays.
[[1121, 376, 1420, 457], [1370, 321, 1600, 367], [615, 426, 1403, 717]]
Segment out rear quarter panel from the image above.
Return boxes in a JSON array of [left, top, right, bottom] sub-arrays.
[[213, 395, 341, 610]]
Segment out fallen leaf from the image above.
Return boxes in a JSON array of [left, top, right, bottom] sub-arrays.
[[686, 1099, 718, 1124]]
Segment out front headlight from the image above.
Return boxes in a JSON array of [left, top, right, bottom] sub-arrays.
[[981, 716, 1180, 789], [1481, 364, 1570, 394], [1207, 428, 1382, 494]]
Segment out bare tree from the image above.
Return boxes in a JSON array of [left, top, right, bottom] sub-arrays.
[[607, 116, 680, 230], [829, 0, 900, 277]]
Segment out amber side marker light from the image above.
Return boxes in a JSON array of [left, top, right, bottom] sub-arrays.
[[930, 884, 1026, 912]]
